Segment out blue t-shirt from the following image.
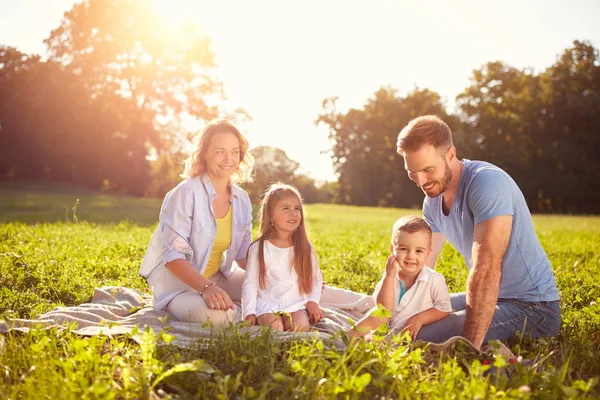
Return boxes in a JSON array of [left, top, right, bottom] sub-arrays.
[[423, 159, 559, 302]]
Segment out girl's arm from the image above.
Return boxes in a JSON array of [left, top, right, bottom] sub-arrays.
[[234, 191, 253, 271], [307, 247, 324, 324], [241, 244, 260, 321], [307, 248, 323, 304]]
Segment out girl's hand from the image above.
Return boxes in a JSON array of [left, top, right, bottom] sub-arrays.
[[306, 301, 323, 324], [244, 314, 257, 326], [201, 285, 234, 310], [385, 255, 399, 278]]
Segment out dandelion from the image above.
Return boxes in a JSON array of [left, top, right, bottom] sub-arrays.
[[519, 385, 531, 393]]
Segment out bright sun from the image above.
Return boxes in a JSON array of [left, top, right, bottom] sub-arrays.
[[152, 0, 206, 29]]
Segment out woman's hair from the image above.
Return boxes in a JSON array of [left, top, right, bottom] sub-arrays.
[[251, 183, 314, 295], [181, 119, 254, 184]]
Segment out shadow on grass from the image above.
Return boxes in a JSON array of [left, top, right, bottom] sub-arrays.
[[0, 180, 162, 226]]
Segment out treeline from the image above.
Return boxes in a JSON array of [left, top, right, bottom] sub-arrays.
[[1, 1, 598, 213], [318, 40, 600, 213]]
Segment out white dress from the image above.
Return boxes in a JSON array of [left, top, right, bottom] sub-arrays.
[[242, 240, 323, 318]]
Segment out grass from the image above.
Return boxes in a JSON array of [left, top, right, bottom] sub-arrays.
[[1, 181, 599, 398]]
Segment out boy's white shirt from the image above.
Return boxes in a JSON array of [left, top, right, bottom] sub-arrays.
[[372, 265, 452, 330]]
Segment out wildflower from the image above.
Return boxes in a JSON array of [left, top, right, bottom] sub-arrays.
[[482, 359, 491, 365]]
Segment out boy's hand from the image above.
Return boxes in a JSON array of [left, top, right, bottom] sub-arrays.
[[244, 314, 257, 326], [402, 315, 423, 340], [385, 255, 399, 278], [306, 301, 323, 324]]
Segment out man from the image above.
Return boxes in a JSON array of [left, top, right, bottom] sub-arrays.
[[396, 115, 560, 349]]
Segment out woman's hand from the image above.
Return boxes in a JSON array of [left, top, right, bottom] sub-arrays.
[[201, 285, 234, 310], [306, 301, 323, 324], [244, 314, 257, 325]]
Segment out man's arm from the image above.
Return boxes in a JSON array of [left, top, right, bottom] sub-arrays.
[[426, 232, 446, 269], [463, 215, 512, 349]]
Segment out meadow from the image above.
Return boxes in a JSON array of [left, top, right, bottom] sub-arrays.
[[1, 181, 599, 399]]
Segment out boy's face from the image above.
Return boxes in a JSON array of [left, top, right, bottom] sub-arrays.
[[390, 230, 432, 278]]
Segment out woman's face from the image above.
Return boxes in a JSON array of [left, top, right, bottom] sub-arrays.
[[204, 131, 241, 181]]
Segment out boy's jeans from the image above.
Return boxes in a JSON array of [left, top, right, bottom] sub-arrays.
[[417, 293, 561, 344]]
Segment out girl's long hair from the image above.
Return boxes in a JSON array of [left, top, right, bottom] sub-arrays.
[[250, 183, 313, 295]]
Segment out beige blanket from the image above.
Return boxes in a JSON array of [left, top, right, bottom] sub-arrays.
[[0, 286, 519, 364], [0, 286, 366, 349]]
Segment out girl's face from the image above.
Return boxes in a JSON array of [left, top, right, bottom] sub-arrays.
[[204, 131, 241, 181], [270, 194, 302, 235]]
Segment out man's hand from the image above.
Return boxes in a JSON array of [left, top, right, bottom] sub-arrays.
[[201, 285, 234, 310], [402, 315, 424, 340], [306, 301, 323, 324], [385, 255, 399, 279], [244, 314, 257, 325]]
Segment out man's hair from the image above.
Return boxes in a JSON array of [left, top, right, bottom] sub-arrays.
[[396, 115, 453, 155], [391, 215, 432, 246]]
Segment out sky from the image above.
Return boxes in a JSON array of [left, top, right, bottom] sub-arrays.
[[1, 0, 600, 181]]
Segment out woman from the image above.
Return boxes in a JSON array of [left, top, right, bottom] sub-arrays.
[[139, 119, 254, 324], [140, 118, 374, 325]]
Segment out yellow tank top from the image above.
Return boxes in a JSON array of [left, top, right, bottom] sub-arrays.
[[203, 205, 232, 278]]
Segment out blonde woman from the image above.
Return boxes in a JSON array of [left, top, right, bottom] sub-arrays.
[[139, 119, 254, 325]]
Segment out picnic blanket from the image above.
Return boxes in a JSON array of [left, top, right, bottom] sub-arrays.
[[0, 286, 520, 365], [0, 286, 367, 349]]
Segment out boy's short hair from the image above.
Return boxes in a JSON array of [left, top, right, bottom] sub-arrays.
[[391, 216, 433, 246]]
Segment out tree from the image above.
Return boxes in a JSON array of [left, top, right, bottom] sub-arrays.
[[0, 46, 122, 187], [456, 41, 600, 213], [540, 40, 600, 213], [242, 146, 301, 203], [317, 87, 456, 208], [44, 0, 225, 194]]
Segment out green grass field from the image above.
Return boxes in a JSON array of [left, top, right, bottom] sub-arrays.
[[1, 181, 599, 398]]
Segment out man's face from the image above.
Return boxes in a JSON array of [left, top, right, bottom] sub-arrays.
[[402, 145, 454, 198]]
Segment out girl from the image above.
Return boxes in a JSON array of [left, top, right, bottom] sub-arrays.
[[242, 184, 323, 332]]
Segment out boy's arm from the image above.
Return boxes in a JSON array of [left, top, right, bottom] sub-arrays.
[[348, 307, 390, 338], [403, 273, 452, 339], [375, 255, 398, 311], [403, 307, 450, 340]]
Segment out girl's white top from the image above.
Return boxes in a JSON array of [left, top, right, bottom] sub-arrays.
[[242, 240, 323, 318]]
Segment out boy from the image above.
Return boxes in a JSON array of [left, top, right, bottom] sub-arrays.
[[349, 216, 451, 339]]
